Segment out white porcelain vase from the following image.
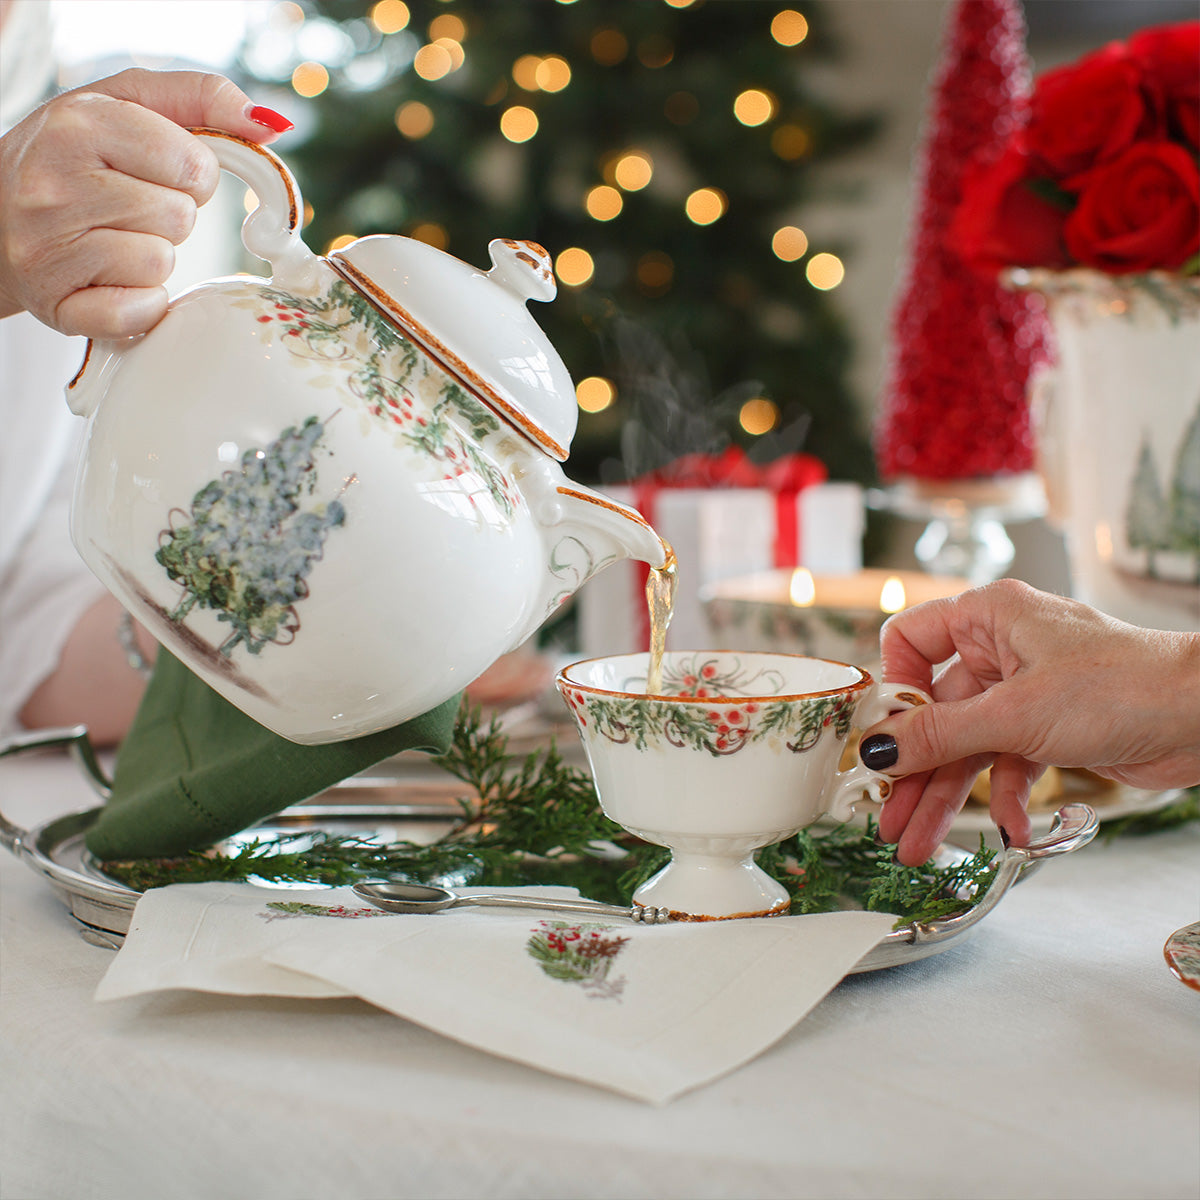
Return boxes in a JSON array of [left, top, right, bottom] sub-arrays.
[[1014, 269, 1200, 631]]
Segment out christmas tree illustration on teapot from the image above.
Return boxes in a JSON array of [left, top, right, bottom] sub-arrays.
[[155, 415, 348, 658]]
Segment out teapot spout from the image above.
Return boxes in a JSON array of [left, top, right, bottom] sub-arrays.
[[555, 483, 668, 572], [524, 480, 667, 639]]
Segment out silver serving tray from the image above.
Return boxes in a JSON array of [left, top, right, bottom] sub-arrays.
[[1, 726, 1099, 969]]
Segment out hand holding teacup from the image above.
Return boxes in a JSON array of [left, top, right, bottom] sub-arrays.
[[556, 651, 929, 919]]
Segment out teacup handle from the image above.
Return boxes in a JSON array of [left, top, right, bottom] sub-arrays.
[[189, 128, 321, 292], [825, 682, 932, 822]]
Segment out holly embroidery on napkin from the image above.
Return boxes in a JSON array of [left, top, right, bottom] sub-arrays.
[[526, 921, 629, 1000], [259, 901, 390, 922]]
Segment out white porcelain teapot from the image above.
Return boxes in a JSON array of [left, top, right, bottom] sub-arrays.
[[67, 130, 666, 745]]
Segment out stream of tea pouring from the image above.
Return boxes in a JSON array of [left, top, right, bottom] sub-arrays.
[[644, 540, 678, 695]]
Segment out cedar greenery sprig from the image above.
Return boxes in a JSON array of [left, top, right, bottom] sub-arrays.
[[432, 704, 627, 859], [1099, 786, 1199, 841], [102, 702, 1004, 925]]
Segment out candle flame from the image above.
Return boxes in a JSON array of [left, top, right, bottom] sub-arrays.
[[879, 575, 906, 614], [789, 567, 816, 607]]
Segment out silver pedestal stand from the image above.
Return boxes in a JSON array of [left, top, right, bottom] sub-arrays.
[[867, 474, 1047, 586]]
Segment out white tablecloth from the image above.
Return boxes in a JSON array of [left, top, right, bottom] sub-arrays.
[[1, 750, 1197, 1200]]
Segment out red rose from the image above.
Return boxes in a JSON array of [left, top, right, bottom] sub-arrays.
[[1028, 43, 1157, 182], [1063, 141, 1200, 273], [1128, 21, 1200, 150], [951, 137, 1071, 274]]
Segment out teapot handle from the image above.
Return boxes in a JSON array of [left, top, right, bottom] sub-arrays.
[[189, 127, 321, 291], [66, 129, 322, 419]]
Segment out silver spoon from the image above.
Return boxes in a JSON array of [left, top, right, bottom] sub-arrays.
[[353, 881, 673, 924]]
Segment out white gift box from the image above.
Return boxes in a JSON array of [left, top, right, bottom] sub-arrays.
[[578, 481, 864, 655]]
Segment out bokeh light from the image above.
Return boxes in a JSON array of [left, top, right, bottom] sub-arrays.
[[771, 124, 812, 160], [576, 376, 616, 412], [395, 101, 434, 138], [413, 42, 453, 80], [614, 151, 653, 191], [428, 13, 465, 41], [590, 28, 628, 65], [635, 251, 674, 295], [500, 105, 539, 142], [410, 222, 448, 249], [535, 55, 572, 91], [434, 37, 465, 71], [739, 397, 780, 435], [512, 54, 542, 90], [326, 233, 357, 253], [685, 187, 727, 225], [291, 61, 329, 97], [771, 225, 808, 261], [733, 89, 776, 126], [637, 36, 674, 68], [805, 252, 845, 289], [369, 0, 410, 35], [585, 185, 623, 221], [555, 247, 595, 287], [771, 9, 809, 46]]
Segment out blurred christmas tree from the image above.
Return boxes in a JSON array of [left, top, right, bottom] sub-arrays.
[[238, 0, 879, 483]]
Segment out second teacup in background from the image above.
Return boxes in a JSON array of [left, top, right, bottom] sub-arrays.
[[556, 651, 929, 919]]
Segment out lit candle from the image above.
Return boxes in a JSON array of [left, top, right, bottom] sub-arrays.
[[704, 568, 970, 667], [778, 568, 964, 613], [789, 567, 816, 607], [879, 575, 906, 614]]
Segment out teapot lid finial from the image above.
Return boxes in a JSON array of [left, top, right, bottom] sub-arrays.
[[329, 234, 577, 460], [487, 239, 557, 304]]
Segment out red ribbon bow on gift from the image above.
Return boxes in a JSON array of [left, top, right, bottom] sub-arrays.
[[630, 446, 827, 569]]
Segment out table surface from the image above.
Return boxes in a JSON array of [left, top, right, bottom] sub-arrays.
[[2, 749, 1197, 1200]]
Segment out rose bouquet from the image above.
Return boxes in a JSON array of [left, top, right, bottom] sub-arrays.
[[952, 20, 1199, 276]]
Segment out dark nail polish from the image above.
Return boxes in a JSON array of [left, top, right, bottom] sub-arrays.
[[859, 733, 899, 771], [999, 826, 1011, 849], [247, 105, 294, 133]]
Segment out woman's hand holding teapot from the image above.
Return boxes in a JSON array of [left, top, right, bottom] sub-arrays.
[[0, 68, 292, 340]]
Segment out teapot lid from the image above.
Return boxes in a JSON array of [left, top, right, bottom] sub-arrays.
[[329, 236, 576, 461]]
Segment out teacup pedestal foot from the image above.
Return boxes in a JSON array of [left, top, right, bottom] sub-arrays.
[[632, 852, 791, 920]]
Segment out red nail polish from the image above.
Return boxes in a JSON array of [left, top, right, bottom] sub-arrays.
[[247, 105, 294, 133]]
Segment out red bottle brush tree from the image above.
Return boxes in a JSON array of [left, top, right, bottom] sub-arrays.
[[875, 0, 1051, 482]]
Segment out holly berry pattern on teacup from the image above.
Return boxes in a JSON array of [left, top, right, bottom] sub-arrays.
[[565, 652, 856, 758]]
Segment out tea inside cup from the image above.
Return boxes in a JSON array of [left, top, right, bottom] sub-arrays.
[[556, 650, 898, 920]]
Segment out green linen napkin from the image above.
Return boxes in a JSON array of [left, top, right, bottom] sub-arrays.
[[85, 651, 459, 861]]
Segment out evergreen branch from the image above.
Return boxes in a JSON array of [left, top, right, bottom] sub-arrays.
[[1099, 786, 1199, 841], [105, 703, 1144, 930]]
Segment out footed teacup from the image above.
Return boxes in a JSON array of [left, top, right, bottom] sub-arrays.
[[557, 651, 929, 919]]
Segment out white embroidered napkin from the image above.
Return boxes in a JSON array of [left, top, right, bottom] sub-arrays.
[[94, 884, 592, 1001], [96, 882, 895, 1104]]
